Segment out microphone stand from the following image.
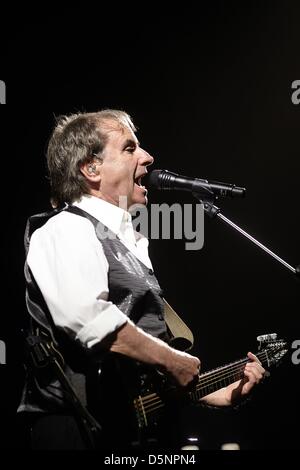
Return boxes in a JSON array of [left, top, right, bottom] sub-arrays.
[[193, 187, 300, 278]]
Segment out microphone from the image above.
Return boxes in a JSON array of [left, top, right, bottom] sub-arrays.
[[147, 169, 246, 198]]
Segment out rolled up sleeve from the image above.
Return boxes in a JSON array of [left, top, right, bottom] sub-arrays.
[[27, 212, 128, 348], [76, 302, 128, 347]]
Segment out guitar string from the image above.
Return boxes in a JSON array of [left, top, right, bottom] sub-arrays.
[[140, 350, 268, 407], [142, 404, 164, 413], [139, 351, 270, 413]]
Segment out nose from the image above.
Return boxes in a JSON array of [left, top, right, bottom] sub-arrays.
[[140, 148, 154, 167]]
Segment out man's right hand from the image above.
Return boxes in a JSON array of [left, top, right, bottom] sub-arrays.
[[165, 349, 201, 388]]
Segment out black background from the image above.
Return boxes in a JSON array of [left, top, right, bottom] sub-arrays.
[[0, 3, 299, 451]]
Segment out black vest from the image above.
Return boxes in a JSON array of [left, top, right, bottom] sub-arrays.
[[18, 205, 167, 414]]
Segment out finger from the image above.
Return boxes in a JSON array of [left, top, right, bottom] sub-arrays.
[[245, 363, 262, 380], [244, 370, 258, 390], [244, 365, 263, 383], [244, 369, 256, 382], [241, 372, 254, 393], [246, 361, 265, 376], [247, 351, 262, 365]]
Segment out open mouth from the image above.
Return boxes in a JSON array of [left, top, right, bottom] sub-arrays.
[[134, 174, 147, 189]]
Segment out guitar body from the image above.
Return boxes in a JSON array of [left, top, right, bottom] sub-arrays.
[[93, 353, 176, 448]]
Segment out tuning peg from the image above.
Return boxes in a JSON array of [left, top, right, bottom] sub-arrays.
[[257, 333, 277, 343]]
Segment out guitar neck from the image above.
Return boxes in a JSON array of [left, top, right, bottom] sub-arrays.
[[190, 350, 268, 402]]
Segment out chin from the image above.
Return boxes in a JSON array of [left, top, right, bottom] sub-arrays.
[[130, 194, 148, 208], [131, 197, 147, 207]]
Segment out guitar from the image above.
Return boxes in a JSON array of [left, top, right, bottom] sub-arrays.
[[132, 333, 288, 432], [96, 333, 288, 447]]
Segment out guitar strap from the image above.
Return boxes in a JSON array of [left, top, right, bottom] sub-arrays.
[[24, 328, 102, 449], [163, 298, 194, 351]]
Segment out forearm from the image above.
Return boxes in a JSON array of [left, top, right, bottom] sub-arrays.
[[200, 387, 231, 407], [108, 320, 176, 369], [106, 321, 201, 387], [200, 379, 243, 407]]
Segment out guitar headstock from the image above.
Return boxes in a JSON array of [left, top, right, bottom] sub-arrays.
[[256, 333, 288, 368]]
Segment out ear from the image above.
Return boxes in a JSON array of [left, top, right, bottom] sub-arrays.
[[80, 160, 102, 182]]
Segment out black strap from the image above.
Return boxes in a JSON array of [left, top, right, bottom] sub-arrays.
[[24, 330, 102, 449]]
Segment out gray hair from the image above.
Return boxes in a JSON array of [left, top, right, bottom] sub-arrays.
[[46, 109, 136, 207]]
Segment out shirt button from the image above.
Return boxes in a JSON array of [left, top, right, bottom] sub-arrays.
[[148, 269, 154, 275]]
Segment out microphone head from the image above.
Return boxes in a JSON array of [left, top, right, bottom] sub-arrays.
[[231, 186, 246, 198], [147, 169, 164, 189]]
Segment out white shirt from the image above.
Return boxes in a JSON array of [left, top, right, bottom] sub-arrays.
[[27, 195, 153, 348]]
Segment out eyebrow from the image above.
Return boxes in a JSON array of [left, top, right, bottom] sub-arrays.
[[122, 138, 140, 149]]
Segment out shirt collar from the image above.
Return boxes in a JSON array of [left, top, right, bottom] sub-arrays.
[[72, 195, 132, 237]]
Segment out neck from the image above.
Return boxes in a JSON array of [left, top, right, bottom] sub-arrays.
[[89, 190, 132, 211]]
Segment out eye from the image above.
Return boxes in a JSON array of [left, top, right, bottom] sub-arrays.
[[125, 146, 136, 154]]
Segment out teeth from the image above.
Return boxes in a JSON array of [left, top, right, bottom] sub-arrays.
[[135, 175, 147, 187]]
